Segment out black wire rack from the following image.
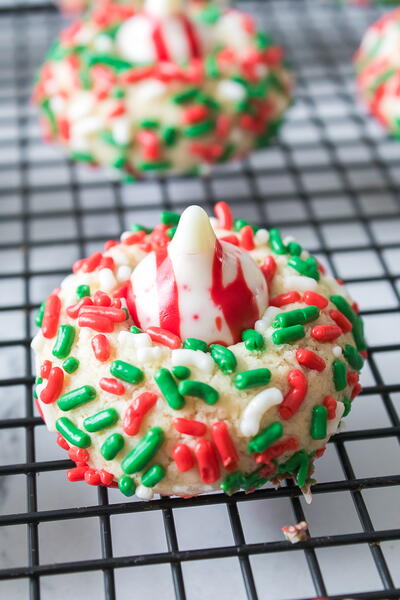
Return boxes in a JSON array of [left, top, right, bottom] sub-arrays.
[[0, 1, 400, 599]]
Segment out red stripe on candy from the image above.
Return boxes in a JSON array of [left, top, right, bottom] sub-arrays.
[[219, 234, 239, 246], [40, 366, 64, 404], [279, 369, 308, 420], [146, 326, 182, 349], [310, 324, 342, 342], [329, 309, 352, 333], [194, 439, 220, 484], [178, 14, 202, 59], [123, 392, 158, 436], [173, 417, 207, 437], [270, 291, 301, 307], [302, 290, 328, 309], [296, 348, 326, 371], [211, 421, 238, 471], [99, 377, 126, 396], [91, 334, 110, 362], [155, 247, 181, 336], [172, 443, 193, 472], [42, 294, 61, 339]]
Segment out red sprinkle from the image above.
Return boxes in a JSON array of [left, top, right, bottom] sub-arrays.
[[68, 446, 89, 465], [91, 334, 110, 362], [303, 290, 328, 309], [146, 326, 182, 349], [66, 296, 93, 319], [347, 371, 359, 386], [81, 251, 102, 273], [99, 469, 114, 486], [40, 367, 64, 404], [40, 360, 52, 380], [329, 309, 352, 334], [67, 466, 88, 482], [56, 433, 69, 451], [104, 240, 118, 251], [311, 324, 342, 342], [323, 396, 337, 420], [172, 443, 194, 473], [240, 225, 255, 250], [296, 348, 326, 371], [211, 421, 238, 471], [99, 377, 126, 396], [42, 294, 61, 339], [214, 201, 233, 230], [351, 383, 362, 399], [173, 417, 207, 437], [315, 447, 326, 458], [79, 305, 126, 322], [261, 255, 277, 288], [123, 230, 146, 246], [99, 256, 115, 271], [255, 436, 298, 464], [279, 369, 308, 420], [113, 282, 130, 299], [182, 104, 208, 124], [123, 392, 158, 436], [93, 290, 111, 307], [84, 469, 102, 486], [194, 439, 220, 484], [270, 291, 301, 307], [78, 314, 114, 333], [219, 234, 239, 246]]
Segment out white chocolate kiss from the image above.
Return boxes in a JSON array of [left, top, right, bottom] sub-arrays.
[[130, 205, 268, 345]]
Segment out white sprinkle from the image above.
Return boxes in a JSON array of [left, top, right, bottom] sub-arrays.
[[283, 235, 295, 246], [118, 330, 151, 349], [327, 401, 345, 436], [111, 248, 130, 266], [239, 388, 283, 437], [262, 306, 281, 328], [68, 92, 95, 121], [31, 333, 44, 352], [137, 347, 164, 362], [217, 79, 247, 102], [135, 79, 167, 102], [136, 484, 154, 501], [49, 95, 66, 114], [117, 265, 131, 282], [254, 228, 269, 247], [284, 275, 318, 291], [112, 116, 131, 146], [98, 268, 117, 291], [171, 349, 214, 374], [69, 135, 90, 152], [332, 345, 342, 358], [71, 117, 102, 137], [94, 34, 113, 52], [121, 231, 134, 243]]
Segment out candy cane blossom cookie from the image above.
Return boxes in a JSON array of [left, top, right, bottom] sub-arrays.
[[34, 0, 292, 177], [354, 8, 400, 137], [31, 203, 365, 499]]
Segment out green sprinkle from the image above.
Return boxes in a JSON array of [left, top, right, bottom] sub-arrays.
[[330, 295, 355, 323], [84, 408, 119, 432], [255, 31, 271, 50], [209, 344, 237, 374], [269, 228, 287, 254], [57, 385, 97, 411], [183, 338, 208, 352], [205, 54, 219, 78], [137, 160, 171, 172], [52, 325, 75, 359], [121, 427, 165, 474], [167, 226, 177, 239], [343, 344, 364, 371], [333, 360, 347, 391], [110, 360, 144, 384], [278, 450, 309, 487], [161, 125, 179, 147], [183, 120, 214, 138], [111, 155, 126, 170], [41, 98, 57, 134], [56, 417, 91, 449], [178, 380, 219, 405], [118, 475, 136, 497], [233, 218, 249, 232], [34, 376, 42, 399], [248, 422, 283, 454], [198, 3, 220, 24], [70, 151, 95, 163], [234, 368, 271, 390], [62, 356, 79, 374], [112, 86, 125, 99], [141, 464, 166, 487], [272, 306, 320, 328], [352, 316, 367, 352], [288, 256, 320, 281], [272, 325, 305, 345], [88, 53, 132, 72], [287, 241, 302, 256], [311, 405, 328, 440], [155, 368, 185, 409], [342, 395, 352, 417], [218, 142, 235, 163], [101, 433, 124, 460], [130, 326, 143, 334], [242, 468, 271, 492], [76, 284, 90, 299], [242, 329, 265, 352], [172, 87, 199, 104], [131, 224, 152, 234], [138, 119, 159, 129], [35, 300, 46, 327], [330, 295, 366, 350], [221, 470, 246, 495], [161, 211, 180, 226], [171, 366, 191, 380]]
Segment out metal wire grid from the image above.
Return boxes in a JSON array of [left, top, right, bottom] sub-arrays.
[[0, 1, 399, 599]]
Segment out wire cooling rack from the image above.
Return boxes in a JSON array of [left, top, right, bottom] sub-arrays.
[[0, 1, 400, 599]]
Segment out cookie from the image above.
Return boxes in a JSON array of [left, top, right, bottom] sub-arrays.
[[31, 203, 365, 500], [34, 0, 292, 177]]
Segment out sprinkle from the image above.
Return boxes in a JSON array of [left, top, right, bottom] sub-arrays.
[[278, 449, 309, 487], [285, 275, 318, 292], [99, 377, 125, 395], [303, 290, 328, 309], [98, 268, 117, 291], [287, 241, 302, 257], [123, 392, 158, 436], [79, 305, 126, 322], [84, 408, 119, 432], [310, 324, 342, 342], [214, 201, 233, 230], [220, 470, 246, 494], [343, 344, 364, 371], [172, 87, 199, 104], [194, 439, 220, 484], [288, 256, 320, 281], [254, 228, 269, 247], [56, 417, 91, 448], [68, 446, 88, 465], [121, 427, 165, 474], [183, 338, 208, 352], [296, 348, 326, 371], [99, 470, 114, 487], [248, 422, 283, 454], [137, 347, 164, 362], [178, 380, 219, 405], [272, 306, 319, 328], [239, 388, 283, 436], [56, 433, 69, 451], [76, 284, 90, 299], [62, 356, 80, 374], [110, 360, 144, 384], [118, 475, 136, 497], [272, 325, 305, 345], [91, 334, 110, 362], [330, 295, 366, 351], [211, 421, 238, 470], [351, 383, 362, 400], [67, 297, 93, 319], [42, 294, 61, 339], [329, 309, 352, 333], [57, 385, 97, 411], [270, 291, 301, 307], [84, 469, 101, 486], [81, 252, 102, 273], [35, 300, 46, 327], [67, 467, 88, 482], [255, 436, 299, 465], [183, 119, 214, 138], [172, 443, 194, 472], [269, 228, 287, 254], [240, 225, 255, 250], [171, 349, 213, 374], [342, 395, 352, 417], [155, 368, 185, 410], [101, 433, 124, 460], [234, 368, 271, 390], [40, 360, 51, 379], [146, 326, 181, 349], [78, 314, 114, 333], [311, 405, 328, 440], [209, 344, 237, 374], [141, 464, 166, 487], [242, 329, 265, 352], [333, 360, 347, 391], [332, 346, 342, 358], [40, 366, 64, 404], [173, 417, 207, 437], [323, 396, 337, 420], [136, 485, 154, 500], [160, 211, 180, 226], [279, 369, 308, 420], [118, 331, 152, 350], [171, 366, 190, 380], [261, 255, 277, 287]]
